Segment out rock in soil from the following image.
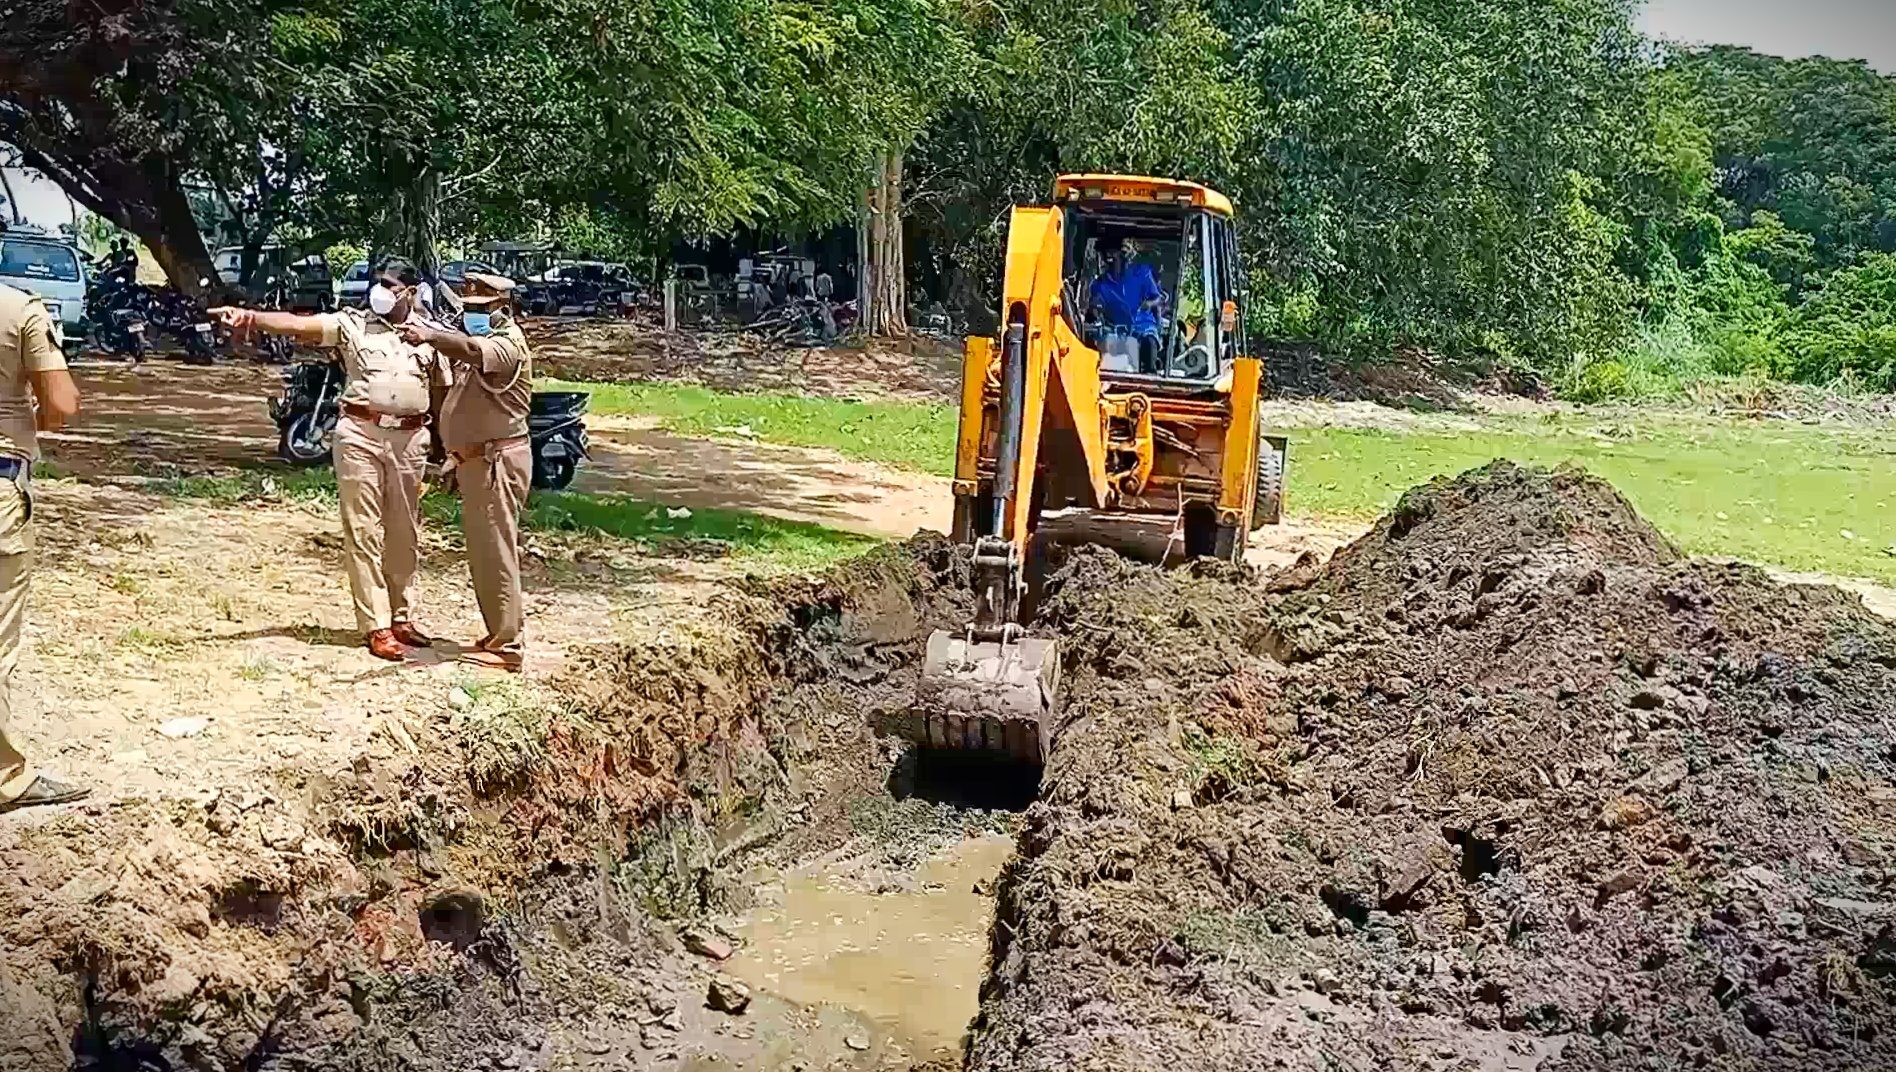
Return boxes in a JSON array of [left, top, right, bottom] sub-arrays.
[[969, 462, 1896, 1071], [682, 925, 734, 961], [706, 974, 752, 1015]]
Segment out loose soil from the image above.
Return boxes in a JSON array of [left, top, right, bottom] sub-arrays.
[[0, 527, 1016, 1071], [969, 461, 1896, 1070]]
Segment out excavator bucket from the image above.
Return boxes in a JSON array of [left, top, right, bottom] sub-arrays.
[[878, 630, 1060, 764]]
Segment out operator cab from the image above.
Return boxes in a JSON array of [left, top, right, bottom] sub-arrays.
[[1054, 175, 1245, 392]]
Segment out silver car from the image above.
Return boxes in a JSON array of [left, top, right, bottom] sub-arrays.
[[338, 260, 371, 308], [0, 229, 87, 352]]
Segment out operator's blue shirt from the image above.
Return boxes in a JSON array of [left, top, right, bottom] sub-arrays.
[[1090, 262, 1162, 337]]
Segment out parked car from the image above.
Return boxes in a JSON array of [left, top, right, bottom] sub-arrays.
[[0, 225, 87, 353], [438, 260, 500, 288], [213, 245, 333, 311], [337, 260, 371, 308], [540, 260, 633, 316]]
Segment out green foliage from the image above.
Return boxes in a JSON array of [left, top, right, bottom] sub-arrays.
[[14, 0, 1896, 384], [1782, 253, 1896, 390], [324, 241, 367, 275], [450, 676, 554, 797]]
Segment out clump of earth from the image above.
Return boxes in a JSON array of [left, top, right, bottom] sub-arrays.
[[971, 460, 1896, 1070]]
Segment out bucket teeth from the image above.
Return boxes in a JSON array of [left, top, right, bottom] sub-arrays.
[[875, 630, 1060, 764]]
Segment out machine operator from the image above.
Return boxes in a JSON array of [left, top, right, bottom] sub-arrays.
[[1089, 236, 1163, 373]]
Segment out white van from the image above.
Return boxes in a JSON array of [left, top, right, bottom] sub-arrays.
[[0, 227, 87, 352]]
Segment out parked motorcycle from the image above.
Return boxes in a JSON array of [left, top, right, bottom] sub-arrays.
[[252, 276, 296, 364], [95, 302, 151, 362], [86, 265, 152, 362], [148, 280, 223, 365], [529, 392, 590, 491], [268, 355, 344, 465]]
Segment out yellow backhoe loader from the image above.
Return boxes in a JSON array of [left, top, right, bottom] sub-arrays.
[[878, 174, 1288, 765]]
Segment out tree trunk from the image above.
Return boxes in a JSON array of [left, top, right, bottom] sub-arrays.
[[378, 153, 441, 278], [8, 142, 222, 298], [144, 176, 221, 293], [865, 148, 908, 337]]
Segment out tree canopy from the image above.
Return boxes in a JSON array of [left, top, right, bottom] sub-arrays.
[[5, 0, 1893, 388]]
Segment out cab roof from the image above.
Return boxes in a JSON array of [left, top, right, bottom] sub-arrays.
[[1053, 174, 1234, 217]]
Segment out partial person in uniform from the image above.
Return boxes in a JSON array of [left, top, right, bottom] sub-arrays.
[[0, 282, 83, 813], [398, 272, 530, 672], [210, 257, 450, 662]]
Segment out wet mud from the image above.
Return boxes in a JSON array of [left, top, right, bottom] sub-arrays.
[[970, 461, 1896, 1070]]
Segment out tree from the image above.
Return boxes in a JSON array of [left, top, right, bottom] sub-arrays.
[[0, 0, 282, 294], [1671, 47, 1896, 271]]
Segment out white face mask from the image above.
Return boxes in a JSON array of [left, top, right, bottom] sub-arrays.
[[368, 283, 399, 317]]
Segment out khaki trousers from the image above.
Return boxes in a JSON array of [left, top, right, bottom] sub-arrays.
[[335, 414, 429, 634], [0, 479, 35, 803], [458, 438, 531, 653]]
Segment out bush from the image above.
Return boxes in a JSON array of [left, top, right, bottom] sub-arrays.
[[1781, 253, 1896, 390]]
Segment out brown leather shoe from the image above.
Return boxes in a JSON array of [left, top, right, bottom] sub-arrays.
[[391, 622, 433, 648], [367, 629, 406, 662]]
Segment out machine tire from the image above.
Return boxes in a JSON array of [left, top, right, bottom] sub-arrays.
[[277, 411, 333, 466], [1252, 434, 1286, 530]]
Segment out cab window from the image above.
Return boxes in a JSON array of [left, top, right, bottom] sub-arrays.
[[1060, 205, 1234, 384]]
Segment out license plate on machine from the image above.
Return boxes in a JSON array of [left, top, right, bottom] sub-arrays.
[[620, 292, 636, 303], [195, 323, 212, 334]]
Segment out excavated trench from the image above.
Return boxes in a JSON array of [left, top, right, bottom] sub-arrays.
[[16, 461, 1896, 1071]]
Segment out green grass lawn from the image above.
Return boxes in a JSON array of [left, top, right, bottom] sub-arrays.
[[1291, 418, 1896, 582], [549, 379, 1896, 584], [540, 379, 959, 475]]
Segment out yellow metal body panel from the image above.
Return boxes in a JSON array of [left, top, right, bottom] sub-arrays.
[[997, 206, 1112, 543], [1053, 173, 1235, 217], [955, 336, 991, 489], [1217, 357, 1263, 525]]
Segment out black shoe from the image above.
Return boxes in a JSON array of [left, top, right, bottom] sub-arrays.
[[0, 773, 91, 813]]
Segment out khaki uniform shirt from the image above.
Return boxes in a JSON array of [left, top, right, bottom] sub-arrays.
[[314, 309, 450, 416], [440, 313, 531, 452], [0, 284, 67, 461]]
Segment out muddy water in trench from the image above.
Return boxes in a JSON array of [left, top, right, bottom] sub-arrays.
[[723, 834, 1015, 1066]]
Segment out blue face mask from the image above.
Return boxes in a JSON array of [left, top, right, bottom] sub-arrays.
[[462, 311, 492, 336]]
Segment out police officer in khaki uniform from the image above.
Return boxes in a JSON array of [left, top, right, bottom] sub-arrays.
[[398, 272, 530, 672], [212, 257, 449, 661], [0, 282, 84, 813]]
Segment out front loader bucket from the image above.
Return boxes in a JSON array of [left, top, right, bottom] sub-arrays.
[[875, 630, 1060, 764]]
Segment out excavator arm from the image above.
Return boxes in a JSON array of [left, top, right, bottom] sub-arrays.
[[909, 206, 1119, 763]]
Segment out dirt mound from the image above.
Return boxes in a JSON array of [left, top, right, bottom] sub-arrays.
[[972, 461, 1896, 1070]]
